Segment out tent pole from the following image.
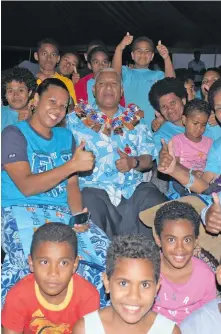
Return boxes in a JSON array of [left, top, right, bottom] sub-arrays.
[[29, 48, 32, 61], [214, 48, 217, 67]]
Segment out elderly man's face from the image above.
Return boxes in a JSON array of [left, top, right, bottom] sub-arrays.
[[93, 71, 122, 109]]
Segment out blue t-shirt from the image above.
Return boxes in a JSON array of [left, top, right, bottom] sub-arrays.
[[122, 66, 165, 130], [1, 121, 74, 207], [87, 78, 95, 106], [204, 137, 221, 175], [1, 105, 19, 131]]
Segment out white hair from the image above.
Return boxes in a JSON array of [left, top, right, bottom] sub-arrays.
[[94, 68, 123, 86]]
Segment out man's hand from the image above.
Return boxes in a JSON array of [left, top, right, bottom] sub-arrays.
[[158, 139, 176, 174], [71, 66, 80, 85], [71, 141, 95, 172], [208, 112, 218, 127], [118, 32, 134, 51], [156, 41, 169, 60], [205, 192, 221, 234], [115, 149, 136, 173], [151, 111, 165, 132]]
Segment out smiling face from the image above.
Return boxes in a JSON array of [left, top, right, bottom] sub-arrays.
[[88, 51, 110, 75], [159, 93, 185, 125], [59, 53, 79, 76], [34, 85, 69, 129], [93, 71, 123, 111], [201, 71, 221, 100], [28, 241, 78, 304], [103, 257, 160, 325], [182, 111, 208, 142], [35, 43, 60, 72], [6, 80, 31, 110], [131, 41, 154, 69], [155, 219, 197, 270]]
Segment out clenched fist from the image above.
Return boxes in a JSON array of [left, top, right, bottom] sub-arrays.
[[156, 40, 169, 60], [72, 141, 95, 172]]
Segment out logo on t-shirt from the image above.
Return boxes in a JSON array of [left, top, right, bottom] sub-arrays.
[[8, 153, 16, 159], [30, 309, 71, 333]]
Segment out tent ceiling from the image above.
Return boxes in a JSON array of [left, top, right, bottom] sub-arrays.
[[2, 1, 221, 51]]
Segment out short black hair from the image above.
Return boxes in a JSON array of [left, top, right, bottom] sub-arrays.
[[87, 39, 107, 53], [1, 67, 37, 105], [37, 78, 69, 97], [132, 36, 155, 52], [205, 67, 221, 77], [87, 46, 109, 65], [60, 51, 80, 68], [149, 77, 186, 112], [183, 98, 211, 118], [106, 234, 160, 282], [208, 79, 221, 111], [175, 69, 194, 84], [30, 222, 77, 258], [154, 201, 200, 238], [37, 38, 60, 53]]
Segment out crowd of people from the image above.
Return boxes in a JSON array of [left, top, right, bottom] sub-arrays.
[[1, 34, 221, 333]]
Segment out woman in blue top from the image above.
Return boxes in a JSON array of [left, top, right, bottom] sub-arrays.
[[1, 78, 109, 307]]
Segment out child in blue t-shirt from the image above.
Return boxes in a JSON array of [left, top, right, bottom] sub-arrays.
[[112, 33, 175, 130]]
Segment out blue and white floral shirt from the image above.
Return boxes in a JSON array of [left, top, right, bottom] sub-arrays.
[[66, 105, 157, 206]]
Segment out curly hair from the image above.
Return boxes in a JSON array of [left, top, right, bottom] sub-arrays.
[[154, 201, 200, 238], [1, 67, 37, 104], [149, 77, 186, 112], [30, 222, 77, 258], [37, 77, 69, 97], [208, 79, 221, 111], [183, 98, 211, 118], [106, 234, 160, 282]]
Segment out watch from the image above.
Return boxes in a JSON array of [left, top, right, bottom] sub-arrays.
[[133, 158, 140, 169]]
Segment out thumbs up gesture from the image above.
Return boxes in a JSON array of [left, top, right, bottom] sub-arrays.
[[205, 192, 221, 234], [71, 66, 80, 85], [115, 148, 136, 173], [158, 139, 176, 174], [119, 32, 134, 51], [72, 141, 95, 172], [151, 111, 165, 132], [156, 40, 169, 60]]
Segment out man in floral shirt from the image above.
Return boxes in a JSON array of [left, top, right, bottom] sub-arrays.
[[67, 68, 167, 238]]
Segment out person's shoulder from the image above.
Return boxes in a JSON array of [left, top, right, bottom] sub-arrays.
[[2, 124, 24, 137], [213, 137, 221, 148], [6, 274, 35, 300], [202, 136, 213, 145], [192, 256, 214, 275]]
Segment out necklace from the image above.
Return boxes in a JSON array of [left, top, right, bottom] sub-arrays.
[[74, 101, 144, 136]]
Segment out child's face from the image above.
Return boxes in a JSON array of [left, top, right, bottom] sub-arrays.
[[214, 90, 221, 123], [59, 53, 79, 76], [28, 241, 78, 301], [35, 43, 60, 72], [131, 41, 154, 68], [155, 219, 197, 270], [201, 71, 220, 99], [6, 80, 31, 110], [182, 111, 208, 141], [159, 93, 185, 124], [103, 258, 160, 325], [88, 51, 110, 75]]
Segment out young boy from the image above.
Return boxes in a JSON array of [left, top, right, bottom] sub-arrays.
[[112, 33, 175, 130], [180, 263, 221, 333], [73, 235, 180, 334], [1, 223, 100, 333], [34, 38, 77, 104], [1, 67, 36, 131]]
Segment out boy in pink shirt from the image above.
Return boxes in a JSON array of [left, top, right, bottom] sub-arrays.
[[152, 201, 216, 324]]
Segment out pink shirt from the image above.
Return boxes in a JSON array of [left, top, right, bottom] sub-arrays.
[[153, 257, 216, 324], [171, 133, 213, 171]]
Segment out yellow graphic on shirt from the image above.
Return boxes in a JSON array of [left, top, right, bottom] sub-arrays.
[[29, 309, 72, 333]]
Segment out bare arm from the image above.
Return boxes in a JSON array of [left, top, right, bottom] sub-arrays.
[[112, 33, 133, 74], [67, 174, 83, 214], [172, 325, 181, 334], [72, 318, 85, 334], [4, 142, 94, 197], [156, 41, 175, 78]]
